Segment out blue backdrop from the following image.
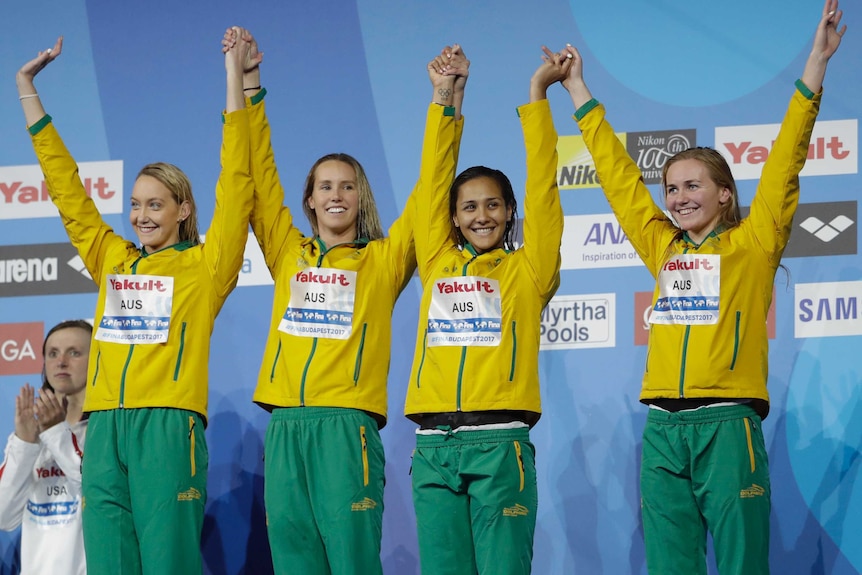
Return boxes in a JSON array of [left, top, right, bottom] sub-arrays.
[[1, 1, 859, 573]]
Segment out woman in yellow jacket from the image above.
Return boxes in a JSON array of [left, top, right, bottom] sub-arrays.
[[561, 2, 846, 573], [224, 29, 465, 574], [17, 32, 254, 575], [405, 48, 570, 575]]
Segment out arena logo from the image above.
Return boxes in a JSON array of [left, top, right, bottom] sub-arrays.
[[560, 214, 643, 270], [540, 293, 615, 350], [740, 201, 857, 257], [715, 119, 857, 180], [626, 129, 696, 184], [0, 243, 98, 297], [0, 321, 43, 376], [634, 290, 776, 346], [0, 161, 124, 220], [795, 280, 862, 338]]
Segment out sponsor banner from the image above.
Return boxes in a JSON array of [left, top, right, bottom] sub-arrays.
[[0, 321, 44, 375], [716, 119, 857, 180], [741, 201, 858, 257], [0, 161, 123, 220], [557, 133, 625, 190], [634, 289, 776, 346], [786, 201, 856, 257], [626, 129, 696, 184], [201, 232, 274, 287], [560, 214, 643, 270], [0, 243, 98, 297], [795, 281, 862, 338], [540, 293, 615, 350]]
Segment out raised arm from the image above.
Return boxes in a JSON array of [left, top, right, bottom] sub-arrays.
[[223, 28, 304, 275], [18, 38, 129, 282], [203, 26, 255, 299], [518, 48, 569, 293], [16, 37, 62, 126], [562, 44, 674, 274], [748, 0, 845, 258], [414, 46, 464, 279], [383, 46, 468, 292], [801, 0, 846, 93]]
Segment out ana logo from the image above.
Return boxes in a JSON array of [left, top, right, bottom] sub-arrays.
[[795, 281, 862, 338], [0, 243, 98, 298], [561, 214, 643, 270], [626, 129, 696, 184], [716, 119, 857, 180], [0, 161, 124, 220], [540, 293, 615, 350], [0, 321, 44, 376]]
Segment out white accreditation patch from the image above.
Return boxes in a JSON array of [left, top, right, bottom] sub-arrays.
[[650, 254, 720, 325], [27, 499, 79, 527], [278, 267, 357, 339], [95, 275, 174, 343], [427, 276, 502, 347]]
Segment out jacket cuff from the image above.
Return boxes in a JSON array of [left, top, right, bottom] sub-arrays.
[[28, 114, 52, 136]]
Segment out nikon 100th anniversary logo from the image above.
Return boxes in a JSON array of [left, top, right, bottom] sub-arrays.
[[626, 129, 696, 184]]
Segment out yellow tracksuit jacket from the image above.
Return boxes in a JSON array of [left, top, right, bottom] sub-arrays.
[[248, 95, 462, 426], [575, 84, 821, 418], [29, 110, 253, 419], [405, 98, 563, 425]]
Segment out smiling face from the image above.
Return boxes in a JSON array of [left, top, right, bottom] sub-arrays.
[[664, 158, 732, 245], [129, 174, 190, 253], [306, 159, 360, 246], [43, 327, 90, 398], [452, 175, 513, 254]]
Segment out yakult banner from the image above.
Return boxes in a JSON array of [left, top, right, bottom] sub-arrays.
[[0, 160, 123, 220], [715, 119, 857, 180]]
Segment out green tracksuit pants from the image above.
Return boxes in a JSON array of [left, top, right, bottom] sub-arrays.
[[412, 427, 537, 575], [82, 408, 208, 575], [264, 407, 384, 575], [641, 404, 771, 575]]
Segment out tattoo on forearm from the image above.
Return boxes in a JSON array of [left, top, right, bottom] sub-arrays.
[[437, 87, 452, 100]]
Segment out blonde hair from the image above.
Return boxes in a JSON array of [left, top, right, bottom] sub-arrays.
[[136, 162, 200, 245], [661, 147, 741, 234], [301, 154, 383, 241]]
